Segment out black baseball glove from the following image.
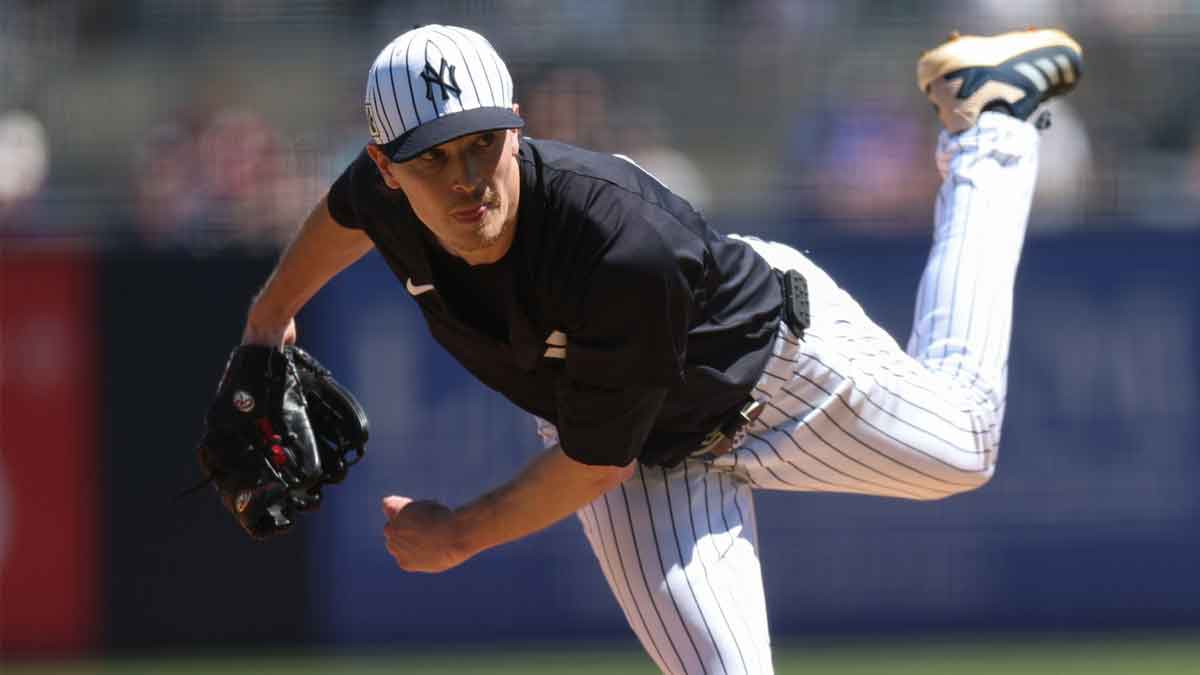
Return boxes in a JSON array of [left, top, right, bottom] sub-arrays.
[[194, 344, 368, 539]]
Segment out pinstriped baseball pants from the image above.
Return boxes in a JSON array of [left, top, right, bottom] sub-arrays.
[[535, 113, 1040, 674]]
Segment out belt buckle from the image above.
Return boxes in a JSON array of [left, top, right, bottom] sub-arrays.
[[693, 399, 765, 459]]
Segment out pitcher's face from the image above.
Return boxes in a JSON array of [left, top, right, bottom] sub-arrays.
[[369, 126, 521, 265]]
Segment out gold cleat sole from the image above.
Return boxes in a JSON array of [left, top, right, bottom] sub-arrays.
[[917, 28, 1083, 93]]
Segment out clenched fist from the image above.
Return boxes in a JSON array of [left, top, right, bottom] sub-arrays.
[[381, 496, 471, 573]]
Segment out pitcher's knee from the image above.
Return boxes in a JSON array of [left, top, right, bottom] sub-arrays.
[[943, 384, 1004, 497], [953, 460, 996, 495], [922, 448, 997, 501]]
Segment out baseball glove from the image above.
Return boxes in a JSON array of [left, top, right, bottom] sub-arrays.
[[195, 344, 368, 539]]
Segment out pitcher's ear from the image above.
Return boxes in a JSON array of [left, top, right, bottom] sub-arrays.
[[365, 144, 403, 190]]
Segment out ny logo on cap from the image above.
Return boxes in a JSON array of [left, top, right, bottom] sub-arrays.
[[421, 57, 462, 103]]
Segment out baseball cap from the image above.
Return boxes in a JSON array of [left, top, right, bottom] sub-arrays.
[[364, 25, 524, 163]]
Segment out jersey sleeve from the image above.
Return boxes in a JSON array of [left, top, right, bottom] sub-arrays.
[[563, 211, 692, 389], [551, 201, 697, 465], [554, 381, 667, 466], [325, 149, 372, 230]]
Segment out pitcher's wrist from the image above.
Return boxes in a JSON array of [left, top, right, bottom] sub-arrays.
[[241, 307, 295, 347]]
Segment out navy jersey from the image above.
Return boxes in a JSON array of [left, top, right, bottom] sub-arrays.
[[327, 138, 781, 467]]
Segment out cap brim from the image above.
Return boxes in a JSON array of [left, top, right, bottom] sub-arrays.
[[382, 107, 525, 162]]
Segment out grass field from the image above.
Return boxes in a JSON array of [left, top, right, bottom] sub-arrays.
[[8, 633, 1200, 674]]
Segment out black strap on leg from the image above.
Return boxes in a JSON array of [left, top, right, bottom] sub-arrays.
[[777, 269, 810, 339]]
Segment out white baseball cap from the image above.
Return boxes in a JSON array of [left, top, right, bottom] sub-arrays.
[[364, 25, 524, 162]]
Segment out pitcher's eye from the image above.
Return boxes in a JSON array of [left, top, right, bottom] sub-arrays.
[[419, 148, 445, 163]]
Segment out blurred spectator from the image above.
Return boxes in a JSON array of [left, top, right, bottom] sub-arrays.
[[196, 108, 303, 247], [0, 110, 50, 229], [522, 67, 711, 211], [133, 118, 208, 244], [616, 106, 712, 213], [522, 67, 614, 152], [780, 104, 937, 233], [133, 106, 318, 252]]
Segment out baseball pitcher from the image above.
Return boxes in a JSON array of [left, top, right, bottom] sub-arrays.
[[196, 24, 1082, 674]]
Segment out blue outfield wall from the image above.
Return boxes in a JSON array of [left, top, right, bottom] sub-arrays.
[[304, 231, 1200, 645]]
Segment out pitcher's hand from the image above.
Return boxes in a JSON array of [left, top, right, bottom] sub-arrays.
[[381, 496, 470, 573]]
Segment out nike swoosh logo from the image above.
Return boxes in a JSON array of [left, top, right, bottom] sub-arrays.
[[405, 278, 435, 296]]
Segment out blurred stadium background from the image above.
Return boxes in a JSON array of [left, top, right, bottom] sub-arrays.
[[3, 1, 1199, 673]]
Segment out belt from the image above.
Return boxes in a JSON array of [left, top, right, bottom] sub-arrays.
[[691, 268, 810, 460]]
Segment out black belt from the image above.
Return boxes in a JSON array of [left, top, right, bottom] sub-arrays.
[[692, 268, 810, 460]]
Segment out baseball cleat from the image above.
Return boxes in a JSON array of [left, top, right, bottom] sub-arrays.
[[917, 28, 1083, 133]]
